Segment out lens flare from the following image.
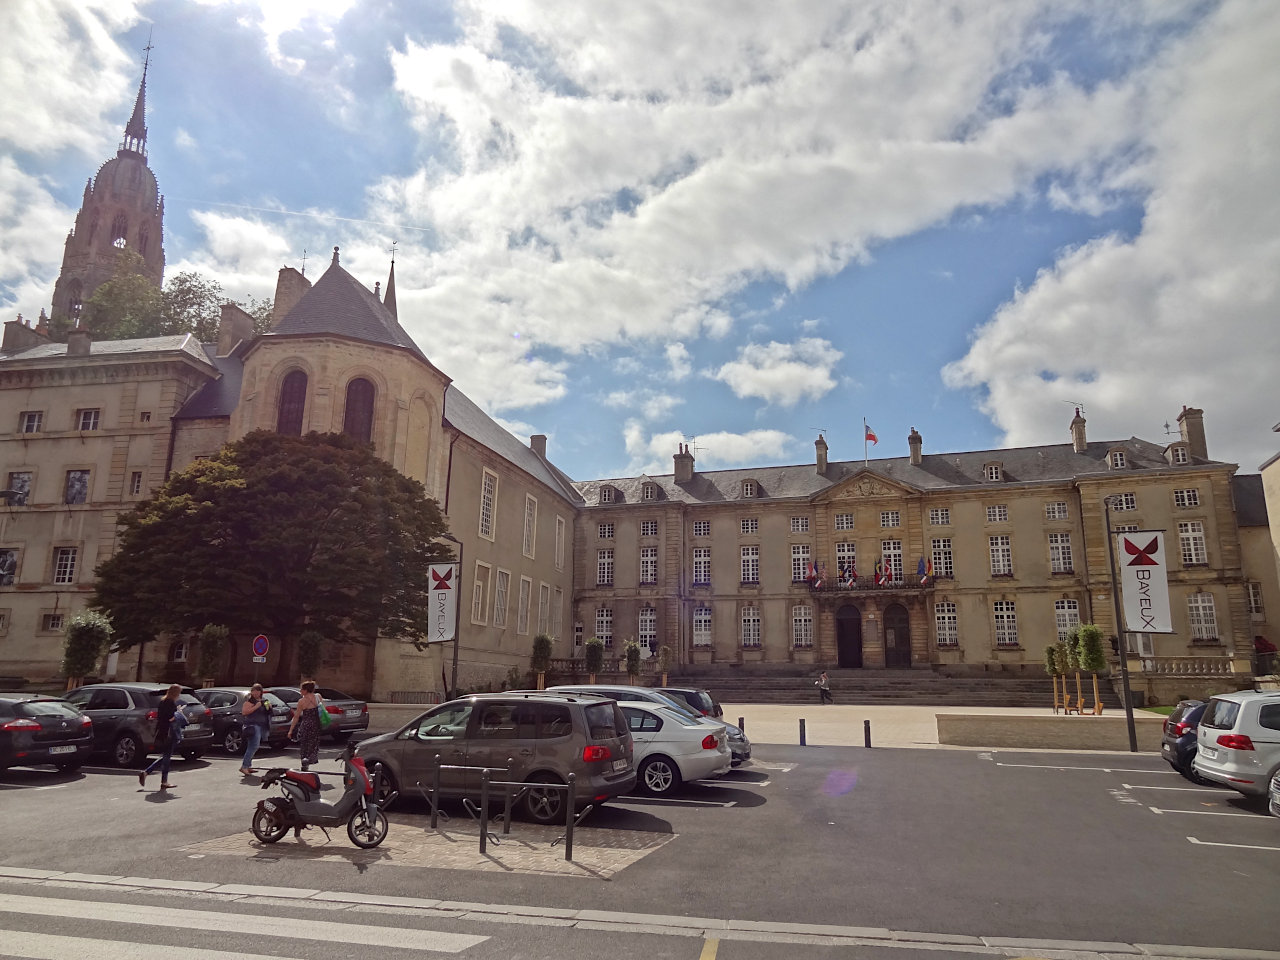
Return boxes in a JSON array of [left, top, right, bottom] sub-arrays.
[[822, 768, 858, 796]]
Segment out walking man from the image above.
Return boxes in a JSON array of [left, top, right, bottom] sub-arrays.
[[816, 671, 833, 704]]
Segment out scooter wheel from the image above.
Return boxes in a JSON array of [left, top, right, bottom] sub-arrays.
[[251, 802, 289, 843], [347, 808, 388, 849]]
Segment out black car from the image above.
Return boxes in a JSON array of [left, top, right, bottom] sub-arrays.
[[267, 686, 370, 741], [64, 683, 215, 767], [0, 693, 94, 771], [656, 686, 724, 719], [192, 687, 291, 754], [1161, 699, 1213, 784]]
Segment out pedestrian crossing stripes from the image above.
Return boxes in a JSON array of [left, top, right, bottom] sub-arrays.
[[0, 929, 311, 960]]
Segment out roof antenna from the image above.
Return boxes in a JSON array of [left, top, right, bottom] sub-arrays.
[[300, 248, 308, 277], [1062, 399, 1086, 417]]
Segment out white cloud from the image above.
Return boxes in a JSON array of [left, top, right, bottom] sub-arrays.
[[175, 128, 198, 150], [943, 0, 1280, 469], [193, 0, 358, 74], [0, 158, 77, 318], [665, 342, 691, 380], [712, 338, 842, 407], [623, 420, 794, 474], [602, 388, 681, 421]]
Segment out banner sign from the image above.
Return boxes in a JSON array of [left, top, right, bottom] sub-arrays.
[[1117, 531, 1174, 634], [426, 562, 460, 644]]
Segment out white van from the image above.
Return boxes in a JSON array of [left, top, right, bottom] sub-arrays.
[[1191, 690, 1280, 798]]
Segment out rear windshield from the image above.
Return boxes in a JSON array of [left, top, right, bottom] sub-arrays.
[[318, 688, 354, 700], [584, 701, 623, 740], [689, 691, 714, 712], [1168, 701, 1200, 723], [17, 699, 80, 719], [1201, 698, 1241, 730]]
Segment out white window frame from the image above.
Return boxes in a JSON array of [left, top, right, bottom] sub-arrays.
[[742, 480, 756, 498], [554, 516, 565, 571], [1110, 450, 1127, 469], [597, 549, 614, 585], [791, 543, 810, 582], [53, 546, 77, 584], [1112, 492, 1137, 511], [740, 604, 761, 648], [130, 471, 143, 496], [834, 513, 855, 531], [836, 542, 856, 578], [1044, 501, 1068, 521], [989, 535, 1012, 576], [1172, 446, 1189, 464], [598, 522, 614, 539], [931, 538, 953, 578], [993, 600, 1018, 647], [478, 469, 498, 540], [596, 606, 613, 648], [935, 601, 958, 647], [522, 494, 538, 559], [20, 411, 42, 433], [740, 517, 758, 534], [640, 546, 658, 584], [493, 569, 511, 628], [1248, 582, 1265, 618], [881, 540, 902, 581], [642, 483, 657, 502], [638, 605, 657, 653], [880, 510, 900, 528], [693, 605, 712, 647], [791, 516, 810, 533], [471, 561, 491, 625], [1174, 488, 1200, 508], [1048, 532, 1073, 573], [928, 507, 950, 525], [693, 520, 711, 537], [516, 577, 532, 635], [741, 545, 760, 584], [640, 520, 658, 537], [537, 582, 550, 635], [77, 408, 100, 431], [1187, 592, 1217, 641], [1054, 599, 1080, 642], [792, 604, 814, 649], [1178, 521, 1207, 565], [692, 547, 711, 585], [985, 463, 1003, 482], [986, 504, 1008, 523], [599, 486, 614, 504], [41, 613, 64, 633], [551, 587, 563, 638]]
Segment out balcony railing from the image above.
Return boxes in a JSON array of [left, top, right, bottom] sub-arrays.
[[1138, 656, 1237, 676], [805, 575, 940, 594]]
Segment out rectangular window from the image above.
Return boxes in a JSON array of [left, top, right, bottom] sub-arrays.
[[935, 601, 958, 647], [478, 470, 497, 540], [471, 563, 491, 624], [1178, 521, 1207, 565], [986, 464, 1003, 482], [741, 545, 760, 583], [929, 507, 950, 525], [1172, 446, 1189, 464], [836, 541, 856, 578], [989, 535, 1012, 576], [638, 606, 656, 654], [1174, 488, 1200, 508], [693, 606, 712, 646], [599, 487, 613, 504], [1112, 492, 1137, 511], [1055, 599, 1080, 642], [1248, 582, 1265, 618], [693, 520, 710, 537], [41, 613, 64, 632], [493, 570, 511, 628], [741, 518, 758, 534], [640, 546, 658, 584], [881, 539, 902, 581], [0, 548, 15, 585], [880, 510, 900, 528], [1110, 451, 1127, 469], [6, 472, 31, 506], [791, 543, 811, 582], [742, 480, 756, 498], [1044, 501, 1068, 521], [1187, 592, 1217, 641], [53, 546, 77, 584], [597, 549, 614, 585], [130, 471, 143, 496], [931, 538, 953, 578], [986, 504, 1008, 523], [522, 495, 537, 558], [77, 409, 100, 431], [20, 411, 42, 433], [537, 583, 550, 635], [692, 547, 711, 585], [139, 411, 151, 423], [1115, 522, 1139, 533], [64, 470, 89, 504], [993, 600, 1018, 647], [596, 606, 613, 647], [834, 513, 855, 531], [555, 516, 565, 571], [598, 522, 614, 539], [641, 520, 658, 537], [740, 604, 761, 648], [551, 587, 563, 638], [517, 577, 532, 634], [791, 516, 810, 533], [792, 605, 814, 648], [1048, 532, 1073, 573], [642, 484, 656, 501]]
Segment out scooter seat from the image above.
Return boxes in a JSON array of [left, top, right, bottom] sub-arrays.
[[284, 770, 321, 791]]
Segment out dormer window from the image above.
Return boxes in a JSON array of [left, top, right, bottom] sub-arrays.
[[984, 463, 1003, 482], [1109, 450, 1127, 469], [1169, 444, 1189, 465], [599, 486, 614, 504], [742, 479, 756, 498], [642, 483, 657, 501]]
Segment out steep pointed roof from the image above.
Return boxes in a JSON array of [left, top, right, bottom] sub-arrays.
[[383, 260, 397, 319], [121, 45, 150, 156], [267, 246, 427, 361]]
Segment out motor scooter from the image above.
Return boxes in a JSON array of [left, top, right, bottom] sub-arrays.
[[251, 751, 395, 849]]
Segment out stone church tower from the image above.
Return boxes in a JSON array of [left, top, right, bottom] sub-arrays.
[[50, 50, 165, 324]]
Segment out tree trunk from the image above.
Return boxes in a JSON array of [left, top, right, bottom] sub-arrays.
[[536, 670, 545, 691], [1051, 674, 1060, 713], [1091, 673, 1104, 715], [1074, 670, 1084, 713], [589, 673, 596, 684]]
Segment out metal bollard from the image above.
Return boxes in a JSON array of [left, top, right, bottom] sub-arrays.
[[502, 757, 514, 835], [430, 754, 442, 828], [565, 773, 576, 862], [799, 717, 807, 746], [738, 716, 745, 735], [479, 769, 491, 854], [864, 718, 872, 748]]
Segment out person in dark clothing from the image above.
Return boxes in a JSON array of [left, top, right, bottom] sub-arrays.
[[288, 680, 322, 770], [239, 683, 271, 776], [816, 671, 833, 704], [140, 684, 184, 789]]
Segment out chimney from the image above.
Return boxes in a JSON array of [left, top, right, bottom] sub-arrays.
[[216, 302, 256, 356], [1070, 407, 1087, 454], [674, 443, 695, 483], [908, 427, 922, 466], [66, 328, 92, 357], [530, 434, 547, 458], [273, 266, 312, 325], [2, 317, 52, 353], [1177, 405, 1208, 461], [815, 434, 828, 475]]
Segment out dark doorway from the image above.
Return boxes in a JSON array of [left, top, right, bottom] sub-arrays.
[[836, 604, 863, 668], [884, 603, 911, 668]]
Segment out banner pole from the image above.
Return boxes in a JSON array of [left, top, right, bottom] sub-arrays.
[[1103, 495, 1139, 752]]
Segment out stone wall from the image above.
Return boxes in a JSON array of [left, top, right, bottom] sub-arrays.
[[936, 712, 1164, 751]]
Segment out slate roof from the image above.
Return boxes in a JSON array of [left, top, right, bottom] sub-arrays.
[[0, 334, 213, 366], [574, 436, 1237, 506], [173, 343, 247, 420], [1232, 474, 1270, 527]]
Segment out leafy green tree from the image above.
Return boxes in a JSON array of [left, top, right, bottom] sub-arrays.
[[197, 623, 229, 681], [92, 431, 450, 683], [1077, 623, 1108, 713], [62, 611, 114, 684], [1044, 644, 1061, 712], [531, 634, 554, 689], [238, 295, 275, 336], [624, 641, 641, 683], [75, 252, 163, 340], [162, 271, 225, 342], [584, 637, 604, 682]]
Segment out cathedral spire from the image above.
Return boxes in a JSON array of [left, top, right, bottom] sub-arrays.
[[383, 260, 397, 319], [121, 36, 152, 156]]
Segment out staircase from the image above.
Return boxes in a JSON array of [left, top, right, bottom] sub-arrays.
[[665, 667, 1125, 710]]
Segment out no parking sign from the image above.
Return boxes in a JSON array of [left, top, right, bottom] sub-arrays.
[[252, 634, 269, 663]]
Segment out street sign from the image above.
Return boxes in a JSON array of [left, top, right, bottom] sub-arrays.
[[1117, 531, 1174, 633], [252, 634, 269, 657], [426, 562, 460, 644], [252, 655, 267, 663]]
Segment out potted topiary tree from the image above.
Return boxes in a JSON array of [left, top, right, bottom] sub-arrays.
[[62, 611, 113, 690], [584, 637, 605, 684], [531, 633, 554, 690], [1077, 623, 1108, 715], [1044, 643, 1061, 714], [1054, 638, 1078, 714], [1064, 627, 1084, 714], [197, 623, 228, 687], [624, 640, 641, 685], [657, 644, 673, 686]]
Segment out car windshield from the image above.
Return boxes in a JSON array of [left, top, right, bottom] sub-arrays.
[[318, 688, 354, 700], [1201, 698, 1241, 729], [17, 699, 80, 718]]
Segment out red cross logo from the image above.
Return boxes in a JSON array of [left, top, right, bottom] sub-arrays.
[[1123, 536, 1160, 566], [431, 568, 454, 590]]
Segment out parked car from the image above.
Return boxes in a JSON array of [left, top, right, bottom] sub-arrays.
[[267, 686, 370, 741], [1191, 690, 1280, 798], [354, 692, 635, 823], [0, 693, 94, 771], [192, 687, 292, 754], [64, 683, 214, 767], [548, 684, 751, 766], [1160, 699, 1213, 784], [656, 686, 724, 719], [1269, 770, 1280, 818], [620, 701, 731, 796]]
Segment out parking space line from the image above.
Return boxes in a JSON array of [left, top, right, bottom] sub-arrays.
[[694, 779, 769, 787], [1121, 783, 1219, 792], [995, 762, 1156, 772], [698, 937, 719, 959], [1188, 836, 1280, 852], [1148, 806, 1261, 818], [621, 797, 738, 808]]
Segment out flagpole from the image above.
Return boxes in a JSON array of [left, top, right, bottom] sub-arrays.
[[863, 418, 869, 468]]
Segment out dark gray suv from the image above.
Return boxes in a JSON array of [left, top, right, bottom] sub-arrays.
[[355, 692, 635, 824], [64, 683, 215, 767]]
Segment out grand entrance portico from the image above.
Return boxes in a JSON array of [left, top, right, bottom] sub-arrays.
[[816, 586, 930, 669]]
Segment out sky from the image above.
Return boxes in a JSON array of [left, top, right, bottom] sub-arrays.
[[2, 0, 1277, 483]]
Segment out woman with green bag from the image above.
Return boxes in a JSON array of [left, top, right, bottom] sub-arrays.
[[287, 680, 325, 770]]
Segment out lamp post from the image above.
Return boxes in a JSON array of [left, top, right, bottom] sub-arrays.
[[440, 532, 463, 700], [1102, 495, 1139, 752]]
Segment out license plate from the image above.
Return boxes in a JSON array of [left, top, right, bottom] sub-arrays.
[[1200, 747, 1218, 760], [48, 745, 76, 755], [185, 725, 205, 733], [612, 759, 629, 773]]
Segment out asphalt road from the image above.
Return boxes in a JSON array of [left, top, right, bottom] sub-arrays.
[[1, 739, 1277, 960]]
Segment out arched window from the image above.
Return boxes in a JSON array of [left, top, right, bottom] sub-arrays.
[[67, 280, 83, 320], [87, 213, 99, 246], [110, 212, 128, 248], [276, 370, 307, 435], [343, 377, 375, 444], [138, 227, 149, 256]]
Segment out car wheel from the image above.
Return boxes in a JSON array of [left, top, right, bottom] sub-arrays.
[[113, 733, 145, 768], [521, 774, 566, 824], [223, 726, 245, 754], [1179, 763, 1215, 787], [639, 755, 682, 797], [370, 763, 398, 808]]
